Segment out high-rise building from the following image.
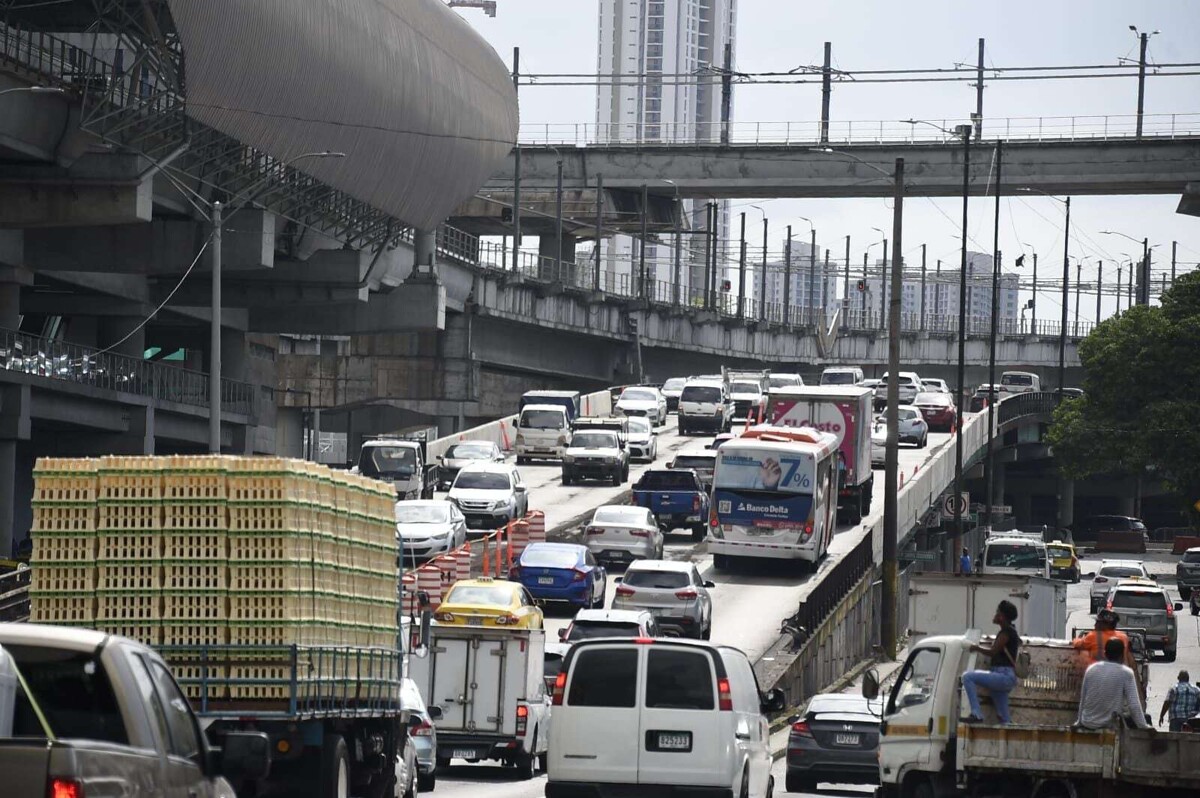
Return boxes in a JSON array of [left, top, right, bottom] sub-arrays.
[[595, 0, 737, 298], [753, 237, 841, 314], [860, 251, 1019, 324]]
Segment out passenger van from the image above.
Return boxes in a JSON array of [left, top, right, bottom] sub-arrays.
[[678, 378, 733, 435], [547, 638, 785, 798], [999, 370, 1041, 395], [820, 366, 864, 386], [980, 532, 1049, 578], [513, 404, 570, 463]]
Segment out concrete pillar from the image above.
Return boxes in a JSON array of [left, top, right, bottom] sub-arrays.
[[0, 439, 14, 558], [992, 462, 1007, 514], [97, 315, 145, 360], [0, 281, 20, 329], [275, 407, 305, 459], [1012, 489, 1032, 527], [220, 327, 248, 383], [413, 229, 437, 278], [1057, 478, 1075, 529]]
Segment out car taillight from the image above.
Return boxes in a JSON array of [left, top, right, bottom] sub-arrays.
[[552, 671, 567, 705], [586, 526, 604, 535], [718, 677, 733, 711], [615, 585, 635, 597], [634, 637, 656, 644], [495, 614, 518, 625], [509, 566, 522, 580], [412, 719, 434, 737], [675, 588, 698, 599], [572, 569, 588, 582], [791, 720, 813, 737], [516, 703, 529, 735], [1095, 576, 1108, 583], [692, 495, 701, 512], [1166, 601, 1175, 617], [630, 529, 650, 537], [50, 780, 84, 798], [434, 611, 455, 622]]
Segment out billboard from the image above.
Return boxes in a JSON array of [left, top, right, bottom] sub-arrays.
[[767, 398, 859, 482], [713, 448, 815, 493]]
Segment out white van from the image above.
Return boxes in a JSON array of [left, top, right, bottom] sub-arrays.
[[514, 403, 570, 463], [678, 379, 733, 435], [547, 638, 785, 798], [980, 532, 1049, 578], [819, 366, 864, 386], [999, 370, 1041, 395]]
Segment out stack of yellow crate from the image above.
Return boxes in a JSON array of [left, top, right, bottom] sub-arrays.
[[95, 456, 164, 645], [28, 458, 98, 627]]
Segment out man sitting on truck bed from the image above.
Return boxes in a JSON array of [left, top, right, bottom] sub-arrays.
[[1075, 638, 1151, 731]]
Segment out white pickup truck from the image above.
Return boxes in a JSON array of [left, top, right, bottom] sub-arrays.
[[868, 632, 1200, 798], [0, 624, 269, 798], [409, 625, 550, 779]]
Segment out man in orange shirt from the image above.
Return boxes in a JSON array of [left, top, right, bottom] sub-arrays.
[[1072, 610, 1134, 667]]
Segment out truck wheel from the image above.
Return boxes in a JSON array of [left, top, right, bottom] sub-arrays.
[[691, 525, 706, 543], [611, 469, 622, 486], [514, 748, 536, 780], [516, 456, 529, 465], [435, 752, 451, 771], [417, 771, 436, 792], [1164, 648, 1177, 662], [1181, 586, 1192, 600], [714, 554, 730, 570], [562, 473, 573, 486], [538, 751, 548, 772], [320, 736, 351, 798]]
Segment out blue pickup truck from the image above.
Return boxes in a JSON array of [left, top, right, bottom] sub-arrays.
[[631, 468, 710, 542]]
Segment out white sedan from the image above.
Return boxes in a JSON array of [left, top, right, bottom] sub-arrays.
[[615, 386, 668, 426], [395, 499, 468, 562], [870, 407, 929, 467]]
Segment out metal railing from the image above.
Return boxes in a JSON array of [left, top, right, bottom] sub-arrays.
[[518, 114, 1200, 147], [0, 328, 253, 416], [0, 567, 30, 623]]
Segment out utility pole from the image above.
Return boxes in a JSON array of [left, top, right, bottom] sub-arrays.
[[1135, 31, 1148, 138], [209, 201, 222, 453], [862, 252, 869, 316], [880, 239, 888, 331], [936, 259, 942, 321], [1074, 262, 1082, 336], [1137, 237, 1150, 306], [710, 202, 720, 310], [512, 46, 522, 270], [554, 153, 564, 278], [820, 41, 832, 144], [953, 123, 972, 547], [1117, 264, 1124, 315], [1096, 262, 1103, 325], [760, 217, 768, 322], [639, 183, 649, 300], [1057, 196, 1071, 399], [974, 38, 985, 141], [1031, 253, 1038, 332], [1127, 261, 1133, 310], [984, 141, 1002, 531], [737, 212, 746, 319], [720, 42, 733, 146], [920, 244, 927, 331], [702, 202, 713, 308], [808, 226, 817, 325], [882, 157, 905, 660], [783, 227, 792, 325], [673, 197, 682, 305], [592, 175, 603, 290], [843, 235, 851, 329], [1172, 240, 1178, 284], [822, 249, 831, 318]]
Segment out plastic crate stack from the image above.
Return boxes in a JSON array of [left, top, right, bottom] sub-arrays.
[[27, 458, 99, 627], [95, 456, 164, 646], [340, 471, 401, 650]]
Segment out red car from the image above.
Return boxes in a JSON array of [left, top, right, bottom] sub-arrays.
[[913, 391, 957, 432]]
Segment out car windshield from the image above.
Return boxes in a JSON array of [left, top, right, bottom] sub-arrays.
[[566, 621, 643, 641], [822, 371, 857, 384], [730, 381, 761, 394], [454, 472, 511, 490], [4, 644, 128, 743], [985, 544, 1045, 568], [1099, 565, 1145, 578], [1046, 545, 1072, 559], [521, 409, 563, 429], [359, 445, 416, 479], [571, 432, 616, 449], [636, 472, 697, 490], [444, 442, 494, 459], [673, 456, 715, 470], [681, 385, 721, 403], [768, 376, 800, 388], [621, 389, 656, 402], [521, 546, 581, 569], [395, 503, 450, 524], [445, 585, 514, 605], [1183, 551, 1200, 564], [627, 417, 652, 434], [1111, 590, 1167, 611], [593, 506, 648, 525], [914, 392, 949, 406], [662, 378, 687, 391], [1002, 373, 1034, 386], [623, 570, 690, 589], [899, 409, 920, 421]]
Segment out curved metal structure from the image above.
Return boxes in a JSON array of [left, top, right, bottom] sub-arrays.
[[166, 0, 517, 231]]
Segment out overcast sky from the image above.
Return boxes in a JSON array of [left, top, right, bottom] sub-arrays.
[[455, 0, 1200, 323]]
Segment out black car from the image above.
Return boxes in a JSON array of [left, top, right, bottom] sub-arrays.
[[1074, 514, 1148, 545], [786, 693, 882, 793]]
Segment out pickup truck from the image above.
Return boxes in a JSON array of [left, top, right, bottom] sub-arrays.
[[631, 468, 709, 542], [0, 624, 269, 798], [355, 436, 438, 500]]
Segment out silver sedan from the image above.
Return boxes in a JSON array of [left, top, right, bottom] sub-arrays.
[[583, 505, 664, 567], [395, 500, 468, 562]]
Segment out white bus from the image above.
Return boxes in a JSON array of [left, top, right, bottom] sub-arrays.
[[708, 426, 840, 570]]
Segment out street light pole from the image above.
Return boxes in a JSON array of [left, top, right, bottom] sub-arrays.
[[984, 142, 1002, 530], [882, 157, 905, 660], [953, 123, 972, 548], [737, 212, 747, 319], [783, 226, 793, 326], [640, 183, 649, 300], [1096, 262, 1103, 324], [209, 201, 222, 453], [554, 152, 564, 279], [1059, 196, 1071, 399]]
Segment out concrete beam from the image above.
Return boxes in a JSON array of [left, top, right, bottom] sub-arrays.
[[449, 189, 680, 237], [1179, 182, 1200, 217], [485, 138, 1200, 199], [0, 74, 92, 166], [249, 278, 445, 333]]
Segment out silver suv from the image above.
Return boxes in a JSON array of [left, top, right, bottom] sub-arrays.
[[612, 560, 715, 640], [561, 430, 629, 486], [1105, 580, 1183, 661], [1176, 547, 1200, 600]]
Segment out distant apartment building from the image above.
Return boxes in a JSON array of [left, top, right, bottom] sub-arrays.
[[595, 0, 737, 298], [752, 236, 841, 314], [859, 250, 1019, 322]]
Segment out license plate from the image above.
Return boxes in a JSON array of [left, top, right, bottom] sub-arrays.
[[466, 616, 484, 626], [655, 731, 692, 751], [747, 526, 774, 536], [835, 733, 860, 746], [538, 576, 555, 585], [451, 748, 476, 759]]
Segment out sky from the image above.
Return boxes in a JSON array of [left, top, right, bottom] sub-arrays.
[[453, 0, 1200, 324]]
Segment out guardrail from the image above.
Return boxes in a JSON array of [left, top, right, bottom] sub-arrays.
[[0, 566, 30, 622], [0, 328, 254, 416], [518, 113, 1200, 147]]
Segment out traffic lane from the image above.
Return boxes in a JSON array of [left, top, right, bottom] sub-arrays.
[[431, 765, 547, 798], [770, 752, 874, 797], [1068, 551, 1199, 729]]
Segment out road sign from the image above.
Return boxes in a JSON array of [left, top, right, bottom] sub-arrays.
[[990, 504, 1013, 515], [941, 492, 970, 519], [905, 550, 941, 562]]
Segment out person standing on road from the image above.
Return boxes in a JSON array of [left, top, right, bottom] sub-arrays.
[[961, 600, 1021, 724], [1076, 638, 1151, 730], [1159, 671, 1200, 732], [959, 547, 972, 576]]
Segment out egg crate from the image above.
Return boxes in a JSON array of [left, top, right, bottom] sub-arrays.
[[162, 590, 227, 622], [31, 504, 98, 535], [97, 561, 160, 592], [159, 647, 232, 702], [162, 560, 227, 591], [29, 530, 97, 563], [161, 531, 227, 562], [95, 590, 161, 623], [29, 563, 95, 593], [96, 456, 163, 501], [92, 621, 161, 646], [227, 591, 322, 624], [162, 456, 229, 501], [225, 620, 330, 649], [96, 503, 164, 533], [28, 590, 95, 624], [162, 502, 227, 532], [31, 475, 98, 504], [227, 501, 313, 533], [227, 530, 320, 563], [159, 621, 227, 648], [227, 561, 318, 593]]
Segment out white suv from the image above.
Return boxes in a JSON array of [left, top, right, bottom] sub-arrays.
[[1088, 559, 1152, 613], [448, 463, 529, 529], [548, 638, 785, 798], [874, 371, 923, 407]]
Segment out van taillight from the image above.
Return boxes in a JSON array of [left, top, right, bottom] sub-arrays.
[[675, 588, 698, 600], [516, 703, 529, 735], [412, 719, 434, 737], [717, 677, 733, 711], [50, 780, 84, 798], [710, 510, 720, 528], [551, 671, 567, 705]]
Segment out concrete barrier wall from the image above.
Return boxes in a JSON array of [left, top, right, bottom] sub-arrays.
[[426, 389, 614, 461]]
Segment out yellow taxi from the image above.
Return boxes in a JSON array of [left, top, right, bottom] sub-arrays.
[[433, 577, 544, 629], [1046, 540, 1080, 583]]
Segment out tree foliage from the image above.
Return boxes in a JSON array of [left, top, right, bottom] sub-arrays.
[[1047, 271, 1200, 520]]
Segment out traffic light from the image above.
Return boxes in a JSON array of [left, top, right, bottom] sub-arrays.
[[856, 279, 866, 292], [721, 279, 732, 292]]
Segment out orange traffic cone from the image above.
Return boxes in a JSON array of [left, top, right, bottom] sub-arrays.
[[500, 419, 511, 451]]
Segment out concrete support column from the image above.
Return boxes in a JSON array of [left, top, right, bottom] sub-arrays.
[[1057, 478, 1075, 529], [1012, 489, 1032, 527], [0, 439, 14, 557], [275, 407, 305, 459], [97, 316, 145, 360], [220, 327, 248, 383], [992, 462, 1006, 513], [413, 229, 437, 278], [0, 281, 19, 329]]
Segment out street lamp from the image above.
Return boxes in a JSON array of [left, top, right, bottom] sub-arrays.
[[664, 179, 682, 306], [205, 150, 345, 452], [750, 205, 768, 321], [797, 216, 817, 323], [1101, 230, 1150, 305], [871, 226, 888, 331], [0, 85, 66, 98], [1018, 188, 1072, 399]]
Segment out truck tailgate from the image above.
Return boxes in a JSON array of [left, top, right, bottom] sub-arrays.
[[0, 743, 50, 798], [1118, 728, 1200, 788], [962, 725, 1117, 779]]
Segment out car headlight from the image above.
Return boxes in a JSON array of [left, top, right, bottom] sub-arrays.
[[492, 499, 510, 510], [602, 455, 617, 463], [430, 530, 450, 540]]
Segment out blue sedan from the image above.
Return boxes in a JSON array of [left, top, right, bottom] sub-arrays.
[[510, 542, 606, 608]]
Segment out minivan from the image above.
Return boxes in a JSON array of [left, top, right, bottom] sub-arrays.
[[547, 638, 785, 798], [999, 371, 1041, 395], [514, 403, 570, 463], [820, 366, 864, 386], [678, 379, 733, 435], [980, 533, 1049, 578]]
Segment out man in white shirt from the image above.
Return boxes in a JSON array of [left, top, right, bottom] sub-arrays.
[[1075, 637, 1151, 731]]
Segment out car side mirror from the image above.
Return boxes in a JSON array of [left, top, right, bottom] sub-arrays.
[[613, 576, 623, 583], [408, 715, 424, 730], [703, 580, 716, 589], [667, 461, 675, 468], [862, 668, 881, 700], [428, 705, 443, 720], [558, 628, 568, 642], [761, 688, 786, 714], [218, 731, 271, 781], [1175, 602, 1184, 611], [515, 485, 528, 492]]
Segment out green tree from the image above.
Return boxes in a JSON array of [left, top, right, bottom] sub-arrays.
[[1047, 271, 1200, 526]]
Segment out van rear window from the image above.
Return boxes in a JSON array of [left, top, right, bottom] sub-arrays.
[[984, 544, 1045, 569], [646, 649, 714, 710], [681, 386, 721, 403], [567, 648, 637, 707]]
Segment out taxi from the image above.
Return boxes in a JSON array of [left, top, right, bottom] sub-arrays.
[[1046, 540, 1081, 583], [432, 577, 544, 629]]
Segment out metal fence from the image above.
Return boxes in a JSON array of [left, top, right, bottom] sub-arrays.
[[0, 328, 253, 416]]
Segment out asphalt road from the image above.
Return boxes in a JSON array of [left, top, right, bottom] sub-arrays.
[[433, 413, 955, 797]]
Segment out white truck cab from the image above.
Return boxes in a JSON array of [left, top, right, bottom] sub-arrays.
[[354, 437, 437, 500], [514, 404, 571, 463], [980, 531, 1049, 578]]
